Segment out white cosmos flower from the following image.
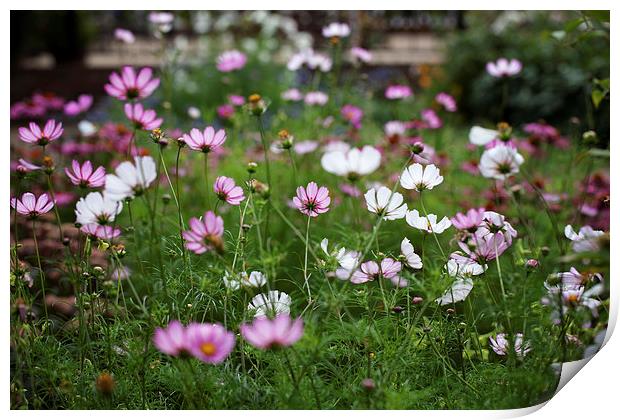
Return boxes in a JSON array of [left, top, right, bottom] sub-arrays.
[[401, 238, 422, 269], [322, 22, 351, 38], [246, 271, 267, 287], [405, 209, 452, 233], [564, 224, 605, 253], [248, 290, 291, 318], [436, 278, 474, 305], [445, 256, 486, 279], [479, 144, 524, 180], [224, 271, 267, 290], [469, 125, 498, 146], [364, 186, 407, 220], [320, 238, 359, 270], [400, 163, 444, 192], [75, 192, 123, 226], [321, 145, 381, 178], [105, 156, 157, 201]]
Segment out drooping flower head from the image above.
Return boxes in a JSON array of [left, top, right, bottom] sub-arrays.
[[104, 156, 157, 201], [65, 160, 106, 188], [216, 50, 247, 72], [18, 120, 63, 146], [321, 145, 381, 180], [104, 66, 160, 100], [293, 182, 331, 217], [124, 103, 163, 131], [240, 314, 304, 350], [75, 192, 123, 226], [486, 58, 522, 78], [214, 176, 245, 206], [10, 192, 54, 219], [365, 186, 407, 220], [405, 209, 452, 234], [186, 322, 235, 364], [182, 211, 224, 254], [183, 126, 226, 153], [248, 291, 292, 318], [400, 163, 444, 192]]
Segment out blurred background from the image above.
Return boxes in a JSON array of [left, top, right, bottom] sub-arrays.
[[10, 10, 610, 139]]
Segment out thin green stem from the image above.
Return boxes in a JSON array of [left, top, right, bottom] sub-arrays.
[[31, 219, 49, 323]]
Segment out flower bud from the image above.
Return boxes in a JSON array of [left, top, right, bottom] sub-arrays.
[[162, 193, 171, 204], [392, 306, 404, 314], [247, 162, 258, 174], [410, 142, 425, 155], [540, 246, 550, 256], [247, 93, 267, 116], [361, 378, 375, 391], [582, 130, 598, 146], [497, 122, 512, 141], [42, 156, 55, 174], [95, 372, 115, 396], [525, 259, 539, 271], [412, 296, 424, 305]]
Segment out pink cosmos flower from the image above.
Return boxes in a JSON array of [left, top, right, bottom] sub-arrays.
[[294, 140, 319, 155], [486, 58, 522, 78], [459, 231, 509, 263], [153, 320, 189, 357], [350, 47, 372, 63], [32, 92, 65, 110], [216, 50, 247, 72], [435, 92, 457, 112], [114, 28, 135, 44], [183, 126, 226, 153], [10, 100, 46, 119], [490, 333, 530, 356], [281, 88, 303, 101], [240, 314, 304, 350], [18, 120, 63, 146], [451, 208, 486, 232], [64, 160, 106, 188], [228, 94, 245, 106], [104, 66, 160, 100], [124, 103, 163, 131], [182, 211, 224, 254], [10, 192, 54, 218], [80, 223, 121, 240], [421, 109, 442, 129], [186, 322, 235, 364], [340, 183, 361, 198], [292, 182, 330, 217], [304, 91, 329, 106], [214, 176, 245, 205], [385, 85, 412, 100], [14, 159, 41, 174], [217, 104, 235, 119], [351, 258, 401, 284], [64, 94, 93, 116], [341, 104, 363, 129]]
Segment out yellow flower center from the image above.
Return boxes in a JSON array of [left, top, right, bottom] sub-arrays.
[[200, 342, 217, 356]]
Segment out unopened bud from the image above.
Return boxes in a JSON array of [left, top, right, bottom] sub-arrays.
[[247, 162, 258, 174], [361, 378, 375, 391], [582, 130, 598, 146], [525, 259, 540, 271]]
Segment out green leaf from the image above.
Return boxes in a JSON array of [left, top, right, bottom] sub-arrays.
[[591, 89, 606, 108]]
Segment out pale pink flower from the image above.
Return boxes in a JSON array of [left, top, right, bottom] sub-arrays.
[[490, 333, 530, 356], [451, 208, 486, 231], [80, 223, 121, 240], [351, 258, 401, 284], [14, 159, 41, 174], [322, 22, 350, 38], [64, 160, 106, 188], [240, 314, 304, 350], [214, 176, 245, 205], [350, 47, 372, 63], [104, 66, 160, 100], [153, 320, 189, 357], [183, 126, 226, 153], [385, 85, 412, 100], [114, 28, 135, 44], [186, 322, 235, 364], [304, 91, 329, 106], [182, 211, 224, 254], [486, 58, 522, 78], [18, 120, 63, 146], [292, 182, 331, 217], [10, 192, 54, 218], [216, 50, 247, 72], [281, 88, 303, 101], [228, 94, 245, 106], [64, 94, 93, 116], [124, 103, 163, 131], [435, 92, 457, 112], [294, 140, 319, 155]]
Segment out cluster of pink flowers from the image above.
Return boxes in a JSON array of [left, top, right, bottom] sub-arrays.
[[11, 92, 65, 120], [154, 314, 304, 363]]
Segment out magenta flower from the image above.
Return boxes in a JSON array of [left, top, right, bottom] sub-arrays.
[[186, 322, 235, 364], [124, 103, 163, 131], [104, 66, 160, 100], [216, 50, 247, 72], [228, 94, 245, 106], [18, 120, 63, 146], [10, 192, 54, 218], [385, 85, 412, 100], [435, 92, 457, 112], [64, 94, 93, 116], [80, 223, 121, 240], [217, 104, 235, 119], [240, 314, 304, 350], [451, 208, 485, 232], [421, 109, 442, 129], [153, 320, 189, 357], [292, 182, 330, 217], [341, 104, 363, 129], [214, 176, 245, 205], [486, 58, 522, 78], [182, 211, 224, 254], [65, 160, 106, 188], [183, 126, 226, 153]]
